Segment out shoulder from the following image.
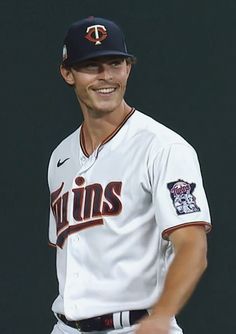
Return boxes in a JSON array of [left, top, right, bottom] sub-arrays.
[[131, 110, 192, 150], [48, 127, 80, 178], [49, 127, 80, 159]]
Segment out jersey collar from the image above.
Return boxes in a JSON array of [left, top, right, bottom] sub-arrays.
[[80, 108, 136, 158]]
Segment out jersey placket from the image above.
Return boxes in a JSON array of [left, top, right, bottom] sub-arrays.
[[63, 172, 81, 317], [63, 148, 100, 318], [79, 150, 98, 174]]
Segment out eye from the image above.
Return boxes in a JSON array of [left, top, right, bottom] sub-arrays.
[[74, 61, 100, 73], [84, 62, 99, 70], [110, 59, 124, 67]]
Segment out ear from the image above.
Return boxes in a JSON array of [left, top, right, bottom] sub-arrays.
[[60, 65, 75, 85]]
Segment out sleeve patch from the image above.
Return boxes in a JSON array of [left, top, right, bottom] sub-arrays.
[[167, 179, 201, 215]]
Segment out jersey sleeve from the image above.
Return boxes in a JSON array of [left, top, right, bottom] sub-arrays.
[[48, 207, 57, 246], [149, 142, 211, 239], [48, 153, 57, 247]]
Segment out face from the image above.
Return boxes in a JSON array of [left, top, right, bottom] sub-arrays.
[[60, 56, 131, 115]]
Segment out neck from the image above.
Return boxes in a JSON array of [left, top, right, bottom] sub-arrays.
[[81, 101, 132, 155]]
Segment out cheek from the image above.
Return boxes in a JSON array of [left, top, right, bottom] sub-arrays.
[[73, 85, 87, 104], [121, 74, 129, 88], [74, 79, 90, 96], [121, 66, 131, 84], [116, 71, 129, 87]]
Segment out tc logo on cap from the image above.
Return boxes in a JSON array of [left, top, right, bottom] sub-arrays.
[[85, 24, 108, 45]]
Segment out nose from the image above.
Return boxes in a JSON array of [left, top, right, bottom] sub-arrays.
[[99, 64, 113, 81]]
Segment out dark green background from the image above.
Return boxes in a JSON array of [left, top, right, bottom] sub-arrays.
[[1, 0, 235, 333]]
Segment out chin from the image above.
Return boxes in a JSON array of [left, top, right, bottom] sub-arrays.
[[92, 102, 120, 114]]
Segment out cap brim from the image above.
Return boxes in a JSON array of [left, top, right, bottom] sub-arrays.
[[63, 50, 135, 66]]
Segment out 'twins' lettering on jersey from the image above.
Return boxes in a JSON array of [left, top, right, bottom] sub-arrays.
[[50, 176, 123, 248]]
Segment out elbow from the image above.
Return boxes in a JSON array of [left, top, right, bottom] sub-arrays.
[[198, 234, 208, 274], [192, 238, 208, 276], [199, 248, 208, 276], [201, 256, 208, 273]]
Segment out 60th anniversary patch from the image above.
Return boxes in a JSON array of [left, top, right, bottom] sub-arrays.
[[167, 179, 201, 215]]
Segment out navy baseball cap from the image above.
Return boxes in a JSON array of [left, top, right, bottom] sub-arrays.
[[62, 17, 135, 67]]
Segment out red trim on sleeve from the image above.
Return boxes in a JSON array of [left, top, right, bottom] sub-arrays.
[[162, 222, 212, 240]]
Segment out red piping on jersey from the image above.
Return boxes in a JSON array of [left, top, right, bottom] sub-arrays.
[[162, 222, 212, 240], [80, 107, 136, 158], [80, 124, 90, 157]]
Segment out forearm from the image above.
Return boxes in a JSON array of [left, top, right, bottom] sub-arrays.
[[135, 226, 208, 334], [152, 235, 207, 317]]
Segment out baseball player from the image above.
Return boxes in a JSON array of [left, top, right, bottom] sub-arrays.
[[48, 17, 211, 334]]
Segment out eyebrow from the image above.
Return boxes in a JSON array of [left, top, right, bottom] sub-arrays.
[[72, 57, 126, 70], [84, 56, 125, 63]]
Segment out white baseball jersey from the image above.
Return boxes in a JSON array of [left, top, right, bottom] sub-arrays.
[[48, 109, 211, 333]]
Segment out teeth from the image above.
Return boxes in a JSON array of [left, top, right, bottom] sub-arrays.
[[96, 88, 116, 94]]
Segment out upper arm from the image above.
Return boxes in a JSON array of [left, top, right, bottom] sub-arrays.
[[169, 224, 208, 254], [149, 143, 211, 236]]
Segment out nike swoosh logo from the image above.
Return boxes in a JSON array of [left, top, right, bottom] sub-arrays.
[[57, 158, 70, 167]]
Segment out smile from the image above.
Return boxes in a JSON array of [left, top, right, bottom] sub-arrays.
[[94, 87, 117, 94]]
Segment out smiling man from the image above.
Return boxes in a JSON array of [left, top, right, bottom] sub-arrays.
[[48, 17, 211, 334]]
